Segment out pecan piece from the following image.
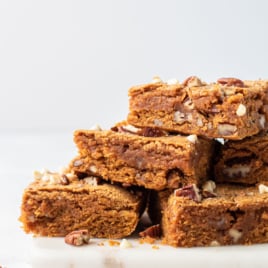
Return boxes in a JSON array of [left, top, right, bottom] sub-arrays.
[[202, 180, 217, 198], [174, 184, 202, 202], [64, 229, 90, 246], [217, 77, 244, 87], [60, 174, 70, 185], [182, 76, 204, 87], [217, 123, 237, 136], [73, 159, 84, 167], [139, 224, 161, 238], [138, 127, 167, 137]]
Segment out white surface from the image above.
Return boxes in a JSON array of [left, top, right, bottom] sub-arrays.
[[29, 237, 268, 268], [2, 132, 268, 268], [1, 0, 268, 131]]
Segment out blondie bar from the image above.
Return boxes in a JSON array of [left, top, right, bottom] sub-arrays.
[[214, 132, 268, 184], [20, 170, 146, 238], [127, 77, 268, 140], [149, 182, 268, 247], [70, 126, 214, 190]]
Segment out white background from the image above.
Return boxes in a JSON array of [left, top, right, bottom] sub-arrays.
[[1, 1, 268, 267], [1, 0, 268, 131]]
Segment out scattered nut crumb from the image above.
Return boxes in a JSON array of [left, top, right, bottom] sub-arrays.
[[152, 245, 159, 250], [139, 224, 161, 238], [98, 242, 105, 246], [64, 230, 90, 246], [120, 239, 133, 248], [210, 240, 220, 247], [108, 240, 120, 246], [139, 237, 156, 245]]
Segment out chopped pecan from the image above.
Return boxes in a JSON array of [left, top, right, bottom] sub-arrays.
[[64, 229, 90, 246], [73, 159, 84, 167], [60, 174, 70, 185], [182, 76, 204, 87], [174, 184, 202, 202], [139, 224, 161, 238], [217, 124, 237, 136], [217, 77, 244, 87], [138, 127, 167, 137], [202, 180, 217, 198]]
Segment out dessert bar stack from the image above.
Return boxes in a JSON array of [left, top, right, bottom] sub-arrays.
[[20, 76, 268, 247], [128, 76, 268, 247]]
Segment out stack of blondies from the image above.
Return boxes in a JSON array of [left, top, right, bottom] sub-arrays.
[[20, 76, 268, 247]]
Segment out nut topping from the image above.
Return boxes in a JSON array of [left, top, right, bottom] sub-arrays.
[[73, 159, 84, 167], [60, 174, 70, 185], [166, 78, 179, 85], [174, 184, 202, 202], [151, 76, 162, 84], [217, 77, 244, 87], [34, 169, 74, 185], [139, 224, 161, 238], [64, 229, 90, 246], [183, 76, 204, 87]]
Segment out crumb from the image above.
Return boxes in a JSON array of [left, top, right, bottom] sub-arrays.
[[98, 242, 105, 246], [152, 245, 160, 250], [120, 238, 133, 248], [108, 240, 120, 246], [139, 237, 156, 244]]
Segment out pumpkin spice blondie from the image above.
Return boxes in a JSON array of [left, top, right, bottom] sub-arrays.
[[20, 169, 147, 238], [149, 182, 268, 247], [70, 125, 214, 190], [127, 76, 268, 140]]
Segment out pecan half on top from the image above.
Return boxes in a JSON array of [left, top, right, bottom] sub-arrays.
[[217, 77, 244, 87]]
